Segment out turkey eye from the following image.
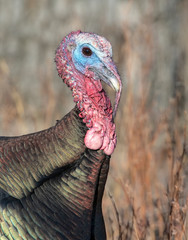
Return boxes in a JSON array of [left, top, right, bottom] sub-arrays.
[[82, 47, 92, 56]]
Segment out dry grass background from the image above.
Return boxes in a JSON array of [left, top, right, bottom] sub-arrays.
[[0, 0, 188, 239]]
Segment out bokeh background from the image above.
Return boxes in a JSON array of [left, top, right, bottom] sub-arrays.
[[0, 0, 188, 239]]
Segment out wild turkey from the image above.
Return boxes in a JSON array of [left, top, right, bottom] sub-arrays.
[[0, 31, 122, 240]]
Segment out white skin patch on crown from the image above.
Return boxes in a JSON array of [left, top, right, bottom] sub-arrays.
[[75, 33, 112, 58]]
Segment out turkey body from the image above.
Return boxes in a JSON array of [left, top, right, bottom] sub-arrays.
[[0, 107, 109, 240], [0, 30, 122, 240]]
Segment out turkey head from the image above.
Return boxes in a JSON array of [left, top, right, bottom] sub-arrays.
[[55, 31, 122, 155]]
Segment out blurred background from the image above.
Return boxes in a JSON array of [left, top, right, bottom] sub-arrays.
[[0, 0, 188, 239]]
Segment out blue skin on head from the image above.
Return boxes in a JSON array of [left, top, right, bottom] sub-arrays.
[[72, 43, 103, 75]]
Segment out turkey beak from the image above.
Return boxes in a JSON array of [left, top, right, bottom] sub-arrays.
[[107, 76, 120, 92], [100, 65, 121, 92], [92, 58, 122, 118]]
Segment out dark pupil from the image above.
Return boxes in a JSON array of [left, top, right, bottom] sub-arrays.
[[82, 47, 92, 56]]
